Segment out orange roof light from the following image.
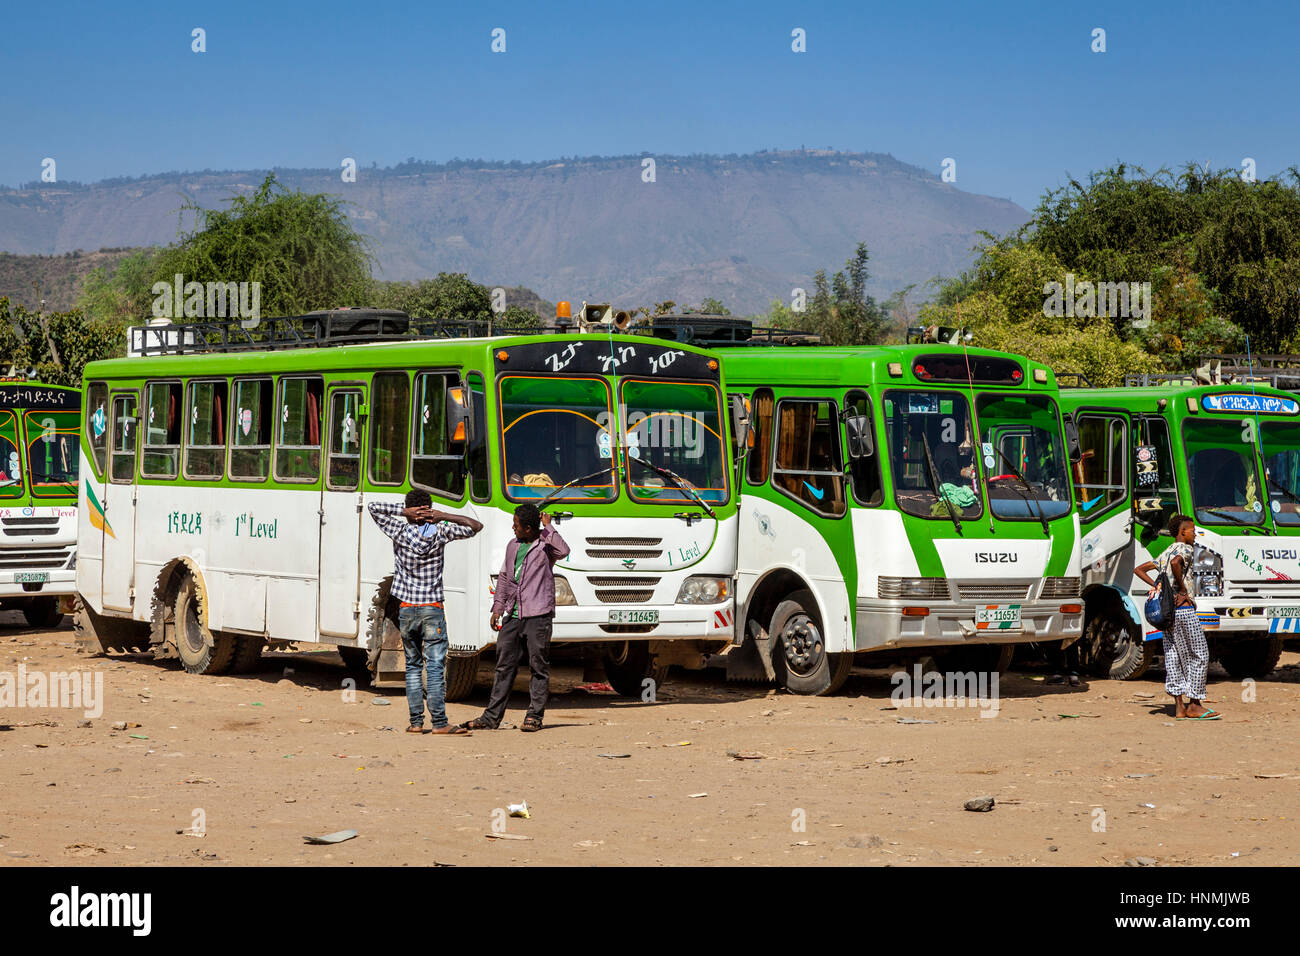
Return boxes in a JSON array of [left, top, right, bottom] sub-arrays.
[[707, 360, 718, 370], [556, 301, 572, 320], [496, 350, 509, 362]]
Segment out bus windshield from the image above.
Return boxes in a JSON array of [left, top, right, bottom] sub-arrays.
[[0, 412, 23, 499], [1183, 418, 1266, 526], [1262, 419, 1300, 527], [975, 394, 1072, 521], [883, 390, 982, 520], [620, 380, 727, 503], [24, 409, 79, 496], [499, 375, 616, 501]]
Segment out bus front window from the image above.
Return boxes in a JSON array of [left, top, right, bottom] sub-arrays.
[[883, 390, 982, 520], [1262, 419, 1300, 526], [0, 412, 23, 497], [499, 375, 616, 501], [621, 380, 727, 503], [975, 394, 1072, 521], [1184, 418, 1266, 526], [24, 410, 79, 496]]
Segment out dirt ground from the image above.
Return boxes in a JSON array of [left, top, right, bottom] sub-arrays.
[[2, 613, 1298, 867]]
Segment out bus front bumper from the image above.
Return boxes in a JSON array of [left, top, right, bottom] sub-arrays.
[[855, 600, 1082, 652], [549, 602, 735, 643]]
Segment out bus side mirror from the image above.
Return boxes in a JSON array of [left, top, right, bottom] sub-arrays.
[[1064, 419, 1081, 465], [446, 385, 471, 446], [729, 394, 750, 458], [845, 415, 873, 459]]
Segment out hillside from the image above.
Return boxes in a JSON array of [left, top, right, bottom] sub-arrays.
[[0, 151, 1029, 316]]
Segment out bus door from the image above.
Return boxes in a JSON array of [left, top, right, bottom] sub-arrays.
[[1070, 409, 1132, 579], [319, 384, 366, 638], [102, 391, 139, 612], [1132, 413, 1180, 547]]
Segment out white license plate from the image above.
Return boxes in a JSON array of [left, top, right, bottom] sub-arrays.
[[15, 572, 48, 583], [608, 609, 658, 625], [1266, 606, 1300, 619], [975, 604, 1021, 629]]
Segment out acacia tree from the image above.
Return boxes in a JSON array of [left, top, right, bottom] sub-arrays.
[[0, 297, 121, 386]]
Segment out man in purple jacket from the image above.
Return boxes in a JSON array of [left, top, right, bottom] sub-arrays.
[[462, 503, 569, 732]]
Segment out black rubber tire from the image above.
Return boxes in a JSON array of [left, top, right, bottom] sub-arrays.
[[1219, 634, 1284, 680], [73, 597, 150, 654], [770, 589, 853, 695], [931, 644, 1014, 676], [1075, 614, 1121, 677], [173, 576, 236, 675], [445, 654, 479, 701], [230, 635, 265, 674], [1108, 620, 1154, 680], [23, 596, 64, 629], [602, 641, 669, 699]]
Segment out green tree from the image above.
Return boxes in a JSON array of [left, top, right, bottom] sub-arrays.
[[801, 243, 890, 345], [78, 249, 159, 323], [0, 297, 123, 386], [376, 273, 492, 320]]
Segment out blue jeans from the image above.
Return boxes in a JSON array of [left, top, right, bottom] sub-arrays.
[[399, 605, 449, 728]]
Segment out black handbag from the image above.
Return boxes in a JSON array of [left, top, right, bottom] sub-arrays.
[[1144, 571, 1175, 629]]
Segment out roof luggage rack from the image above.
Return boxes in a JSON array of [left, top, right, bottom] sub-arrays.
[[647, 314, 819, 346]]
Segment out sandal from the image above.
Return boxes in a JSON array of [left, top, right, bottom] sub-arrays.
[[520, 717, 542, 733], [1188, 708, 1221, 720], [460, 717, 496, 731], [406, 724, 425, 734], [430, 724, 471, 735]]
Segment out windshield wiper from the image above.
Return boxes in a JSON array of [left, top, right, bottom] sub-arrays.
[[1200, 506, 1267, 533], [920, 432, 961, 534], [991, 444, 1050, 537], [1268, 475, 1300, 504], [630, 455, 716, 519], [535, 466, 615, 509]]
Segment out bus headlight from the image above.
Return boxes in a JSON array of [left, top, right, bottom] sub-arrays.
[[554, 576, 577, 605], [676, 575, 729, 604], [1192, 547, 1223, 597]]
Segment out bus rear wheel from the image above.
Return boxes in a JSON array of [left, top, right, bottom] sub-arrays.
[[445, 654, 479, 701], [1219, 634, 1283, 680], [1075, 615, 1120, 677], [602, 641, 668, 699], [1107, 620, 1153, 680], [173, 576, 236, 675], [771, 590, 853, 696], [23, 596, 64, 629]]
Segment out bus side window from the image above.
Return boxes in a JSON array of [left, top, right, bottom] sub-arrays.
[[327, 389, 363, 491], [0, 412, 22, 496], [1140, 416, 1180, 532], [275, 377, 324, 482], [1074, 413, 1126, 517], [230, 378, 272, 481], [845, 389, 882, 506], [369, 372, 409, 486], [86, 382, 108, 476], [142, 381, 182, 479], [747, 388, 774, 485], [411, 371, 466, 500], [184, 380, 228, 480], [773, 399, 846, 517], [110, 394, 138, 484], [467, 372, 489, 502]]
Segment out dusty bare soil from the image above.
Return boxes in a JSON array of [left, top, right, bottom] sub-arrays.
[[2, 614, 1298, 867]]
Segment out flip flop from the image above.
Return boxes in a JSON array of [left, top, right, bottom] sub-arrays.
[[1188, 709, 1220, 720], [430, 724, 471, 735]]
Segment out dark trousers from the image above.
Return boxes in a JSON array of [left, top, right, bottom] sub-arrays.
[[482, 614, 553, 726]]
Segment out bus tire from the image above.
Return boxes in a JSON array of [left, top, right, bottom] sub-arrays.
[[602, 641, 669, 699], [173, 576, 236, 675], [1108, 622, 1153, 681], [445, 654, 479, 701], [231, 635, 265, 673], [771, 590, 852, 695], [23, 596, 64, 629], [1075, 615, 1121, 677], [74, 597, 149, 654], [1219, 635, 1283, 680]]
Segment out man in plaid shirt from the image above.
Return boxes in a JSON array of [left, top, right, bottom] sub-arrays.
[[368, 489, 482, 735]]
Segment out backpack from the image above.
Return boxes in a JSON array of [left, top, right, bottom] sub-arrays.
[[1144, 571, 1175, 629]]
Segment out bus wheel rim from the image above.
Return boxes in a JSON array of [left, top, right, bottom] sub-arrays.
[[781, 615, 823, 674]]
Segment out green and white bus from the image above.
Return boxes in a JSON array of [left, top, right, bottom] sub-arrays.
[[74, 312, 738, 697], [0, 381, 80, 627], [714, 344, 1084, 695], [1060, 383, 1300, 680]]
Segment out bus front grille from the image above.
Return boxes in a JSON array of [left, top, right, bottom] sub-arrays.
[[588, 576, 660, 587], [0, 547, 71, 569], [956, 582, 1034, 601], [586, 548, 663, 559], [1040, 577, 1081, 599], [878, 577, 949, 600], [585, 537, 664, 560], [2, 517, 60, 536], [594, 589, 656, 604]]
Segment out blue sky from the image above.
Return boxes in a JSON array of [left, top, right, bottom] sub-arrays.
[[2, 0, 1297, 208]]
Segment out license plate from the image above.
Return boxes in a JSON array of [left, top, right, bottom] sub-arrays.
[[15, 572, 48, 583], [975, 604, 1021, 629], [608, 609, 658, 625], [1266, 606, 1300, 619]]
